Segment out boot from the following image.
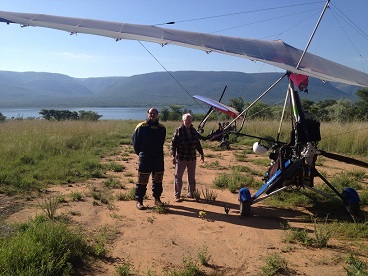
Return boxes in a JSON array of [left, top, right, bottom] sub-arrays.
[[154, 197, 163, 207], [136, 201, 146, 210]]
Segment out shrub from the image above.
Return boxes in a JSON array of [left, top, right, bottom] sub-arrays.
[[260, 253, 289, 276], [0, 217, 95, 275]]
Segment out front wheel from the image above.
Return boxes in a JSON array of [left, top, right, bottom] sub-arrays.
[[240, 201, 251, 217]]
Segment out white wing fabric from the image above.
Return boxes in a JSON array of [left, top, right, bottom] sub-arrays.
[[193, 95, 240, 118], [1, 11, 368, 87]]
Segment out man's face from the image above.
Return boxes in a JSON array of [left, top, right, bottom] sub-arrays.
[[147, 109, 158, 121], [183, 116, 192, 128]]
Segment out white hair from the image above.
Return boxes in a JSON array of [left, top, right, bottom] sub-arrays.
[[182, 113, 192, 120]]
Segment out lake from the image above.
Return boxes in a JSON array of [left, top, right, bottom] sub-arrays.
[[0, 107, 205, 120]]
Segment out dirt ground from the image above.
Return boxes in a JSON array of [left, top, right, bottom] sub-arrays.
[[2, 141, 368, 275]]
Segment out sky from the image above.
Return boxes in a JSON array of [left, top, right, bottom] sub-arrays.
[[0, 0, 367, 78]]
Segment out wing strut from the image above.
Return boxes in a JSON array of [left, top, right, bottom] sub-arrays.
[[296, 0, 331, 69]]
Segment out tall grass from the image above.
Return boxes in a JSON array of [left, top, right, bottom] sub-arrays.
[[0, 119, 367, 195], [0, 216, 95, 275], [0, 120, 135, 194], [318, 121, 368, 155], [226, 119, 368, 157]]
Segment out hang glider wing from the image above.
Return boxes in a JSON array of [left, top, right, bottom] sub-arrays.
[[1, 11, 368, 87], [193, 95, 239, 118]]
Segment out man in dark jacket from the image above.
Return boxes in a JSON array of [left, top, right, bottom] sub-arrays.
[[132, 108, 166, 210], [171, 113, 204, 202]]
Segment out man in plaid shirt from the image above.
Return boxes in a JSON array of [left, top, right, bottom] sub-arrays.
[[171, 113, 204, 202]]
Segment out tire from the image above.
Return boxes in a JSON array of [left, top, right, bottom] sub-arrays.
[[342, 188, 361, 217], [346, 202, 361, 217], [220, 141, 230, 150], [240, 201, 251, 217]]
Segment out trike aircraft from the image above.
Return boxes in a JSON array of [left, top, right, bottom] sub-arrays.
[[1, 0, 368, 217]]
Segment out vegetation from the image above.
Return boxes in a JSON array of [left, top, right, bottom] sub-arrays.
[[344, 253, 368, 275], [0, 119, 366, 197], [0, 115, 367, 275], [39, 109, 103, 121], [260, 253, 289, 276], [219, 88, 368, 123], [283, 218, 332, 248], [212, 166, 260, 193], [156, 89, 368, 133], [159, 105, 195, 121], [0, 120, 133, 195], [0, 216, 97, 275]]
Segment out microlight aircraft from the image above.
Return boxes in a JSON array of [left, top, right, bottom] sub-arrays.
[[193, 86, 241, 149], [1, 0, 367, 217]]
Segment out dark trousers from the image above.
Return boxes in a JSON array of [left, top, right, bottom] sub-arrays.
[[135, 156, 164, 202]]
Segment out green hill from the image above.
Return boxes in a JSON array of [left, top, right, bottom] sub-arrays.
[[0, 70, 360, 108]]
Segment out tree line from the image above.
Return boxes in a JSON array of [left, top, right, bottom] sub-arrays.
[[0, 88, 366, 123], [159, 88, 368, 123], [38, 109, 103, 121], [0, 109, 103, 121]]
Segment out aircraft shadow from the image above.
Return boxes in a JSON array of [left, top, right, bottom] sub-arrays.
[[164, 198, 309, 230]]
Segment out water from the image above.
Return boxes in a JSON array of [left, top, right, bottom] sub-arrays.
[[0, 107, 204, 120]]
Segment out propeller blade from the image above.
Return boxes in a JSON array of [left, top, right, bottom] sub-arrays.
[[319, 150, 368, 169]]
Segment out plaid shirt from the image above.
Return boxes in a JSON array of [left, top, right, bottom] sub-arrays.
[[170, 124, 204, 161]]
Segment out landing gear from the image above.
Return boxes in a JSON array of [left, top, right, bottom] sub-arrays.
[[342, 187, 361, 217], [220, 140, 230, 150], [239, 188, 252, 217], [240, 201, 251, 217]]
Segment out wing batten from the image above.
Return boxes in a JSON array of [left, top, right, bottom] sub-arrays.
[[0, 10, 367, 87]]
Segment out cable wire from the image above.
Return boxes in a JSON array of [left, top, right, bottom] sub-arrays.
[[138, 41, 207, 111]]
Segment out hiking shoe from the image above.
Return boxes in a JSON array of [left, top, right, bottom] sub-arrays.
[[154, 198, 164, 207], [187, 194, 194, 199], [136, 202, 146, 210], [175, 197, 183, 202]]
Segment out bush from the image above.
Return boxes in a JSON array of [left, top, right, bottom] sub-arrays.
[[0, 217, 94, 275]]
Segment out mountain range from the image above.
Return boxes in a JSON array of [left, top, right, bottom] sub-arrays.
[[0, 70, 362, 108]]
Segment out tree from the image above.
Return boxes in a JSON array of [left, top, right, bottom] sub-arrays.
[[159, 108, 169, 121], [246, 101, 273, 119], [309, 100, 337, 121], [229, 97, 244, 112], [39, 109, 52, 120], [301, 99, 315, 112], [39, 109, 102, 121], [356, 88, 368, 104], [168, 105, 183, 121], [78, 110, 102, 121], [352, 101, 368, 121], [354, 88, 368, 121], [0, 112, 6, 121], [326, 99, 354, 122]]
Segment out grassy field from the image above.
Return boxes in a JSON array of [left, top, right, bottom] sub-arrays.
[[0, 119, 367, 195], [0, 119, 367, 275]]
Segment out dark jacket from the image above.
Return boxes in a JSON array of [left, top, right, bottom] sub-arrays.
[[171, 124, 204, 161], [132, 119, 166, 158]]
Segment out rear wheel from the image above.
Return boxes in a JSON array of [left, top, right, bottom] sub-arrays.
[[346, 202, 361, 217], [220, 141, 230, 150], [240, 201, 251, 217], [342, 188, 361, 217]]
